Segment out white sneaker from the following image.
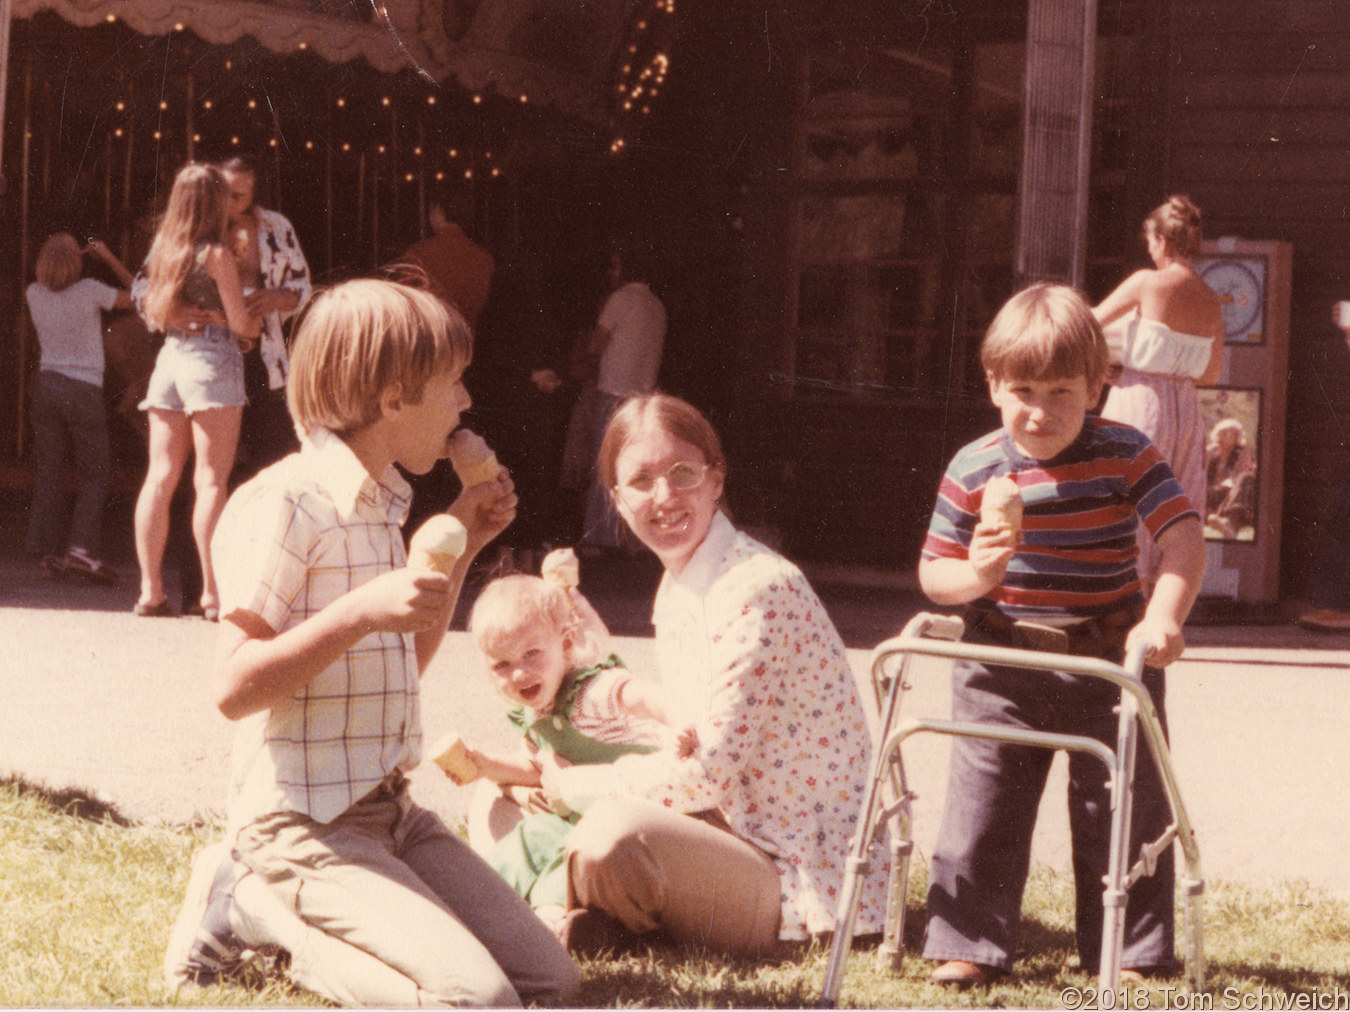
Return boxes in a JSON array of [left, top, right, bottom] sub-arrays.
[[162, 843, 246, 989]]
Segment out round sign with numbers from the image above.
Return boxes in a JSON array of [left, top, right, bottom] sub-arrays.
[[1198, 257, 1264, 343]]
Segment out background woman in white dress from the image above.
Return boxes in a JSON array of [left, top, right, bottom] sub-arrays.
[[1093, 194, 1224, 586]]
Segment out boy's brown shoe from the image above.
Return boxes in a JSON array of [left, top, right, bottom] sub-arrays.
[[929, 959, 1004, 986]]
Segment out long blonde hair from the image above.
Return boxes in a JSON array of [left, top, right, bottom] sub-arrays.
[[143, 163, 230, 332]]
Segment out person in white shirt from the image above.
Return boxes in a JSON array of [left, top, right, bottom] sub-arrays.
[[24, 232, 133, 580], [576, 246, 666, 548]]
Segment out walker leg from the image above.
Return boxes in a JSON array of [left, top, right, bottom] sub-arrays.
[[1182, 878, 1205, 993], [818, 853, 871, 1008], [877, 838, 912, 971], [1098, 700, 1139, 990]]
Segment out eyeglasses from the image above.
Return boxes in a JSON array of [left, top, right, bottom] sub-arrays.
[[614, 461, 711, 503]]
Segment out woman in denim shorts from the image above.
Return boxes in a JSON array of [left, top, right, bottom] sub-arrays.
[[133, 164, 261, 619]]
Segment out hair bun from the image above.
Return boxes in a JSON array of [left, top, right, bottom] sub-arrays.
[[1168, 194, 1201, 225]]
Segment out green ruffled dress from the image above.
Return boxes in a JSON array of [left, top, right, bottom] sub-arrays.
[[487, 654, 658, 908]]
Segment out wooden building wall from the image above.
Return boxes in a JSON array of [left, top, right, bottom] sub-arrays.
[[1162, 1, 1350, 597]]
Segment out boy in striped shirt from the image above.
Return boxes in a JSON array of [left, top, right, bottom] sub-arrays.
[[918, 283, 1206, 986]]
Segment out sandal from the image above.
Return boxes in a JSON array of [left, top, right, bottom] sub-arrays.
[[187, 602, 221, 622], [133, 600, 175, 618]]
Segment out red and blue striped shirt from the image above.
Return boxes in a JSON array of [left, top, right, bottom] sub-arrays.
[[922, 416, 1198, 620]]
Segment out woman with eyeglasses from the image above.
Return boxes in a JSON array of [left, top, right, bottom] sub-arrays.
[[531, 392, 890, 955]]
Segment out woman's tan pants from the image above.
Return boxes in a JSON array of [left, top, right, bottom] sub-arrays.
[[565, 798, 782, 954]]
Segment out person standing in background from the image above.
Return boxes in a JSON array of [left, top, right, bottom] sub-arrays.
[[219, 155, 312, 476], [1298, 305, 1350, 631], [396, 192, 498, 550], [398, 192, 495, 331], [130, 156, 311, 611], [1093, 195, 1222, 587], [132, 163, 261, 620], [24, 233, 134, 581], [574, 243, 666, 550]]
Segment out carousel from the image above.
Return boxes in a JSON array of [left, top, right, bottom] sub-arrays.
[[0, 0, 675, 470]]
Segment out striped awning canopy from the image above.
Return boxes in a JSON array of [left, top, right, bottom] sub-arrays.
[[13, 0, 648, 124]]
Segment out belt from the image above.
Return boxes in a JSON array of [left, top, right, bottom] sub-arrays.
[[359, 769, 407, 804], [965, 606, 1139, 657], [167, 323, 233, 342]]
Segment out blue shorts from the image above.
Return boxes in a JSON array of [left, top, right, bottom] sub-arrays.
[[139, 326, 246, 415]]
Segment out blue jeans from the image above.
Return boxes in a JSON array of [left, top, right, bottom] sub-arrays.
[[922, 626, 1175, 972], [583, 390, 626, 548], [27, 371, 109, 557], [1306, 470, 1350, 610]]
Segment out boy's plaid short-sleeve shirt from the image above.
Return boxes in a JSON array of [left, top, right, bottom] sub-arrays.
[[215, 428, 422, 831]]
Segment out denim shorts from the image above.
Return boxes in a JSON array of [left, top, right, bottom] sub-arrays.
[[139, 325, 246, 414]]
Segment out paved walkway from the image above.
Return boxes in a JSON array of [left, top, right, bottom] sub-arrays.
[[1, 533, 1347, 899]]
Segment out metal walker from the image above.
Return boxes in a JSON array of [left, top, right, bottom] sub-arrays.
[[819, 612, 1205, 1006]]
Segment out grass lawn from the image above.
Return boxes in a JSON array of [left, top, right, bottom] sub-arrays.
[[2, 775, 1348, 1008]]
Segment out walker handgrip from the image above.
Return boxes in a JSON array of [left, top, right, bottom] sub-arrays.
[[916, 612, 965, 642], [1122, 640, 1149, 679]]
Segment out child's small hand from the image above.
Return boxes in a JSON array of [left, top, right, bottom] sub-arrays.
[[968, 521, 1017, 589], [535, 752, 575, 817], [450, 474, 518, 554], [675, 724, 699, 760], [351, 567, 450, 633], [1125, 616, 1185, 669]]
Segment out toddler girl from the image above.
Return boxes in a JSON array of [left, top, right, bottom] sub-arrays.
[[459, 572, 694, 927]]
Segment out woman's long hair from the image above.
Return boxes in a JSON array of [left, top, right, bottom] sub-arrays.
[[143, 163, 230, 332]]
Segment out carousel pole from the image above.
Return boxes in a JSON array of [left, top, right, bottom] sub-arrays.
[[273, 140, 282, 211], [39, 79, 50, 204], [388, 98, 399, 245], [120, 93, 135, 260], [416, 119, 426, 238], [0, 0, 13, 174], [185, 73, 195, 162], [104, 131, 113, 229], [355, 150, 366, 267], [14, 57, 31, 458], [324, 142, 333, 275], [371, 156, 380, 266], [325, 85, 333, 274]]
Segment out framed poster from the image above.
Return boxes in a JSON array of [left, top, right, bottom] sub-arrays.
[[1198, 387, 1260, 543]]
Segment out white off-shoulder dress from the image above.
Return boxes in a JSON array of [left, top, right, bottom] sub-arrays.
[[1101, 314, 1214, 584]]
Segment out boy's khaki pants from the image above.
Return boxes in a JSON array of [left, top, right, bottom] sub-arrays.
[[232, 781, 580, 1007]]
